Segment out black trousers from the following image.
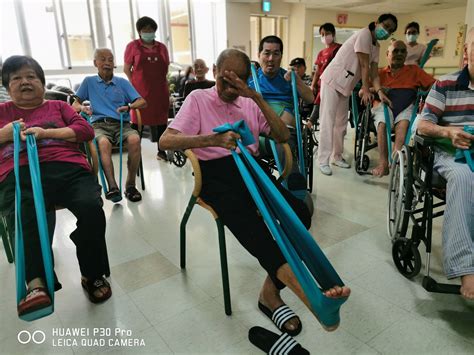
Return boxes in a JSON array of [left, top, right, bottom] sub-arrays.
[[0, 162, 107, 284], [199, 156, 311, 289]]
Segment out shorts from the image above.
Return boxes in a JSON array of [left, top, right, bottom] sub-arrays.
[[92, 119, 139, 145], [372, 103, 414, 129]]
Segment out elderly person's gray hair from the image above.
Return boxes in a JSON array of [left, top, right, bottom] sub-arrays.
[[215, 49, 251, 78], [93, 48, 114, 59]]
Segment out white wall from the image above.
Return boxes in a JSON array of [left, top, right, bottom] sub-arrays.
[[226, 2, 251, 55]]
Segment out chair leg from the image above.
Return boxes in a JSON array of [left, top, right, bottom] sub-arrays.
[[139, 156, 145, 191], [1, 216, 13, 263], [216, 218, 232, 316], [180, 196, 197, 269]]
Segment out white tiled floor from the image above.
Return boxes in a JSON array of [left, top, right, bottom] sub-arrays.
[[1, 134, 473, 354]]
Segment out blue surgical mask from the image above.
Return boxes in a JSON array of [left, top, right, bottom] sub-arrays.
[[141, 32, 156, 43], [375, 26, 390, 41], [406, 34, 418, 43]]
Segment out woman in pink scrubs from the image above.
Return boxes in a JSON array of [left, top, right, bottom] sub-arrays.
[[317, 13, 397, 176], [124, 16, 170, 161]]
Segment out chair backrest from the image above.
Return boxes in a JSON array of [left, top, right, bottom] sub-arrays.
[[184, 142, 293, 198]]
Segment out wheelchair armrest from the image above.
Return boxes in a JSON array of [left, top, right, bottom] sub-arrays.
[[184, 149, 202, 198], [414, 135, 437, 147]]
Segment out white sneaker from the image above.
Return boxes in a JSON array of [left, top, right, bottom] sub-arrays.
[[319, 164, 332, 175], [333, 159, 351, 169]]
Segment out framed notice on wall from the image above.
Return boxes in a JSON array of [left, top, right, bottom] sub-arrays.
[[424, 25, 447, 57]]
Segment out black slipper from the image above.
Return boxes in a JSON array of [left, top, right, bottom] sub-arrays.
[[248, 326, 310, 355], [124, 186, 142, 202], [81, 277, 112, 304], [258, 302, 302, 336], [105, 187, 122, 203]]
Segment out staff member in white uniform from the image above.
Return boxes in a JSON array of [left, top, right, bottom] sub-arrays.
[[318, 14, 398, 175]]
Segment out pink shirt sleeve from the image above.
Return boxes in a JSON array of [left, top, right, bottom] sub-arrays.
[[169, 93, 201, 135], [124, 41, 136, 66], [354, 29, 372, 55], [256, 106, 271, 136], [60, 102, 94, 142]]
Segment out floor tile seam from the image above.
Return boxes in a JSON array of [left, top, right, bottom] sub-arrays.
[[145, 297, 211, 327]]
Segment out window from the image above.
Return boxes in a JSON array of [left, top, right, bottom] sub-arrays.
[[191, 0, 226, 72], [22, 0, 63, 69], [62, 0, 94, 66], [169, 0, 191, 65], [2, 0, 24, 60]]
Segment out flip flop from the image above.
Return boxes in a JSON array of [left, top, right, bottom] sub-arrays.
[[81, 277, 112, 304], [248, 326, 309, 355], [258, 302, 302, 336]]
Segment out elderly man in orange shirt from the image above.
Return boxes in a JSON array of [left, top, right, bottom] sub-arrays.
[[371, 40, 435, 177]]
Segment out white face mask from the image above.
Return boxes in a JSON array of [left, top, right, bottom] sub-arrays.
[[406, 34, 418, 43], [321, 34, 334, 45]]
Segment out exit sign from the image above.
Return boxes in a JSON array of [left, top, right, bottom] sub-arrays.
[[262, 1, 271, 12]]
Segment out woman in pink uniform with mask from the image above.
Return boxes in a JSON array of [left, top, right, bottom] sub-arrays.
[[310, 23, 342, 124], [124, 16, 170, 161], [317, 14, 398, 176]]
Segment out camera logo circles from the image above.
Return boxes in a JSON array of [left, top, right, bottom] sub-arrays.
[[17, 330, 46, 344]]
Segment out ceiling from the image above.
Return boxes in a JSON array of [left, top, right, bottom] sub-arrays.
[[236, 0, 467, 14]]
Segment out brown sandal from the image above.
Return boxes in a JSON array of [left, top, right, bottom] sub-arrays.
[[81, 277, 112, 304]]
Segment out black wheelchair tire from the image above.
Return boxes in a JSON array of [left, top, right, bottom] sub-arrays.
[[392, 238, 421, 278], [173, 151, 187, 167], [398, 146, 413, 239]]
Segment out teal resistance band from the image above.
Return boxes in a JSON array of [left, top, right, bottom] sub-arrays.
[[250, 63, 284, 177], [404, 90, 429, 146], [119, 112, 124, 195], [13, 123, 55, 321], [382, 104, 393, 164], [214, 121, 347, 327], [81, 112, 108, 194], [419, 39, 438, 69], [454, 126, 474, 172], [290, 71, 306, 177]]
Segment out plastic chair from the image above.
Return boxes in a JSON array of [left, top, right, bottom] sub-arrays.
[[179, 143, 293, 315]]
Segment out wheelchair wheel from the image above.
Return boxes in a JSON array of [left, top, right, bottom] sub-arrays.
[[303, 126, 314, 193], [355, 154, 370, 174], [354, 106, 370, 172], [387, 146, 413, 240], [392, 238, 421, 278], [173, 151, 187, 167]]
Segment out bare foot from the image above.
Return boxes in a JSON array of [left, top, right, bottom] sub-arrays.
[[460, 274, 474, 300], [371, 164, 389, 177], [259, 276, 301, 333], [317, 285, 351, 332], [323, 285, 351, 299]]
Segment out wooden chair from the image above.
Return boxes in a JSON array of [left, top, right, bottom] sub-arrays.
[[179, 142, 293, 315]]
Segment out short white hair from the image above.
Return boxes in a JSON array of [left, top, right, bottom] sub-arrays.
[[94, 48, 114, 60]]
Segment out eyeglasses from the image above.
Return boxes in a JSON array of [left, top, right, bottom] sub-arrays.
[[261, 50, 282, 58]]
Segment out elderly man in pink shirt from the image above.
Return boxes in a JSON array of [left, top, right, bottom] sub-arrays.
[[160, 49, 350, 335]]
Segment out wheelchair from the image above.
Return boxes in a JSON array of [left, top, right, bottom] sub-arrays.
[[300, 101, 317, 193], [353, 99, 378, 175], [387, 136, 461, 295]]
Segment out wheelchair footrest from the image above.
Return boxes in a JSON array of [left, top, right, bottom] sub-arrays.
[[422, 276, 461, 295]]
